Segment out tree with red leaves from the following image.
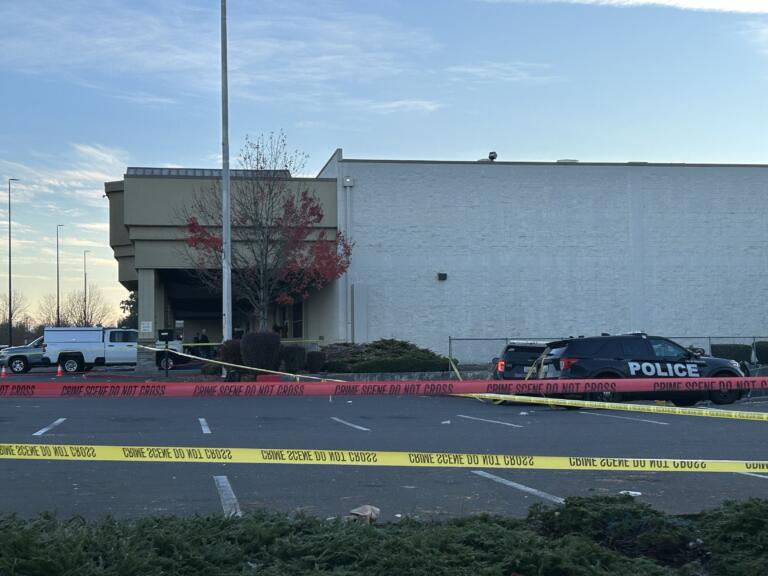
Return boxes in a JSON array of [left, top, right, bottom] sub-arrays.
[[184, 132, 352, 331]]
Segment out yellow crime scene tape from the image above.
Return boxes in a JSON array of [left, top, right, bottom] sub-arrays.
[[461, 393, 768, 422], [2, 442, 768, 474]]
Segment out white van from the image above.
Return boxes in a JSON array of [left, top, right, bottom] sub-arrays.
[[42, 327, 184, 372]]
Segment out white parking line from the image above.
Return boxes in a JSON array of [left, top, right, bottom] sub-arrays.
[[213, 476, 242, 517], [472, 470, 565, 504], [199, 418, 211, 434], [739, 472, 768, 480], [330, 417, 370, 431], [32, 418, 67, 436], [457, 414, 523, 428], [580, 411, 670, 426]]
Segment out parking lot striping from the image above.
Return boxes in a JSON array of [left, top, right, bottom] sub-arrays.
[[213, 476, 242, 518], [471, 470, 565, 504], [738, 472, 768, 480], [199, 418, 211, 434], [580, 411, 670, 426], [462, 393, 768, 422], [32, 418, 67, 436], [330, 417, 371, 431], [4, 442, 768, 473], [457, 414, 523, 428]]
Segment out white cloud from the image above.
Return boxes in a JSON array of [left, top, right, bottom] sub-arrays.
[[115, 92, 178, 106], [0, 273, 51, 281], [0, 143, 126, 207], [479, 0, 768, 13], [75, 223, 110, 232], [58, 238, 105, 248], [446, 62, 562, 84], [0, 2, 438, 105], [745, 21, 768, 55], [354, 99, 443, 114]]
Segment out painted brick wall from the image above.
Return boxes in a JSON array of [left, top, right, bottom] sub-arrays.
[[337, 160, 768, 360]]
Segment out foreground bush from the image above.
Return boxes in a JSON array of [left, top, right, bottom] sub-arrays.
[[528, 495, 697, 566], [241, 332, 281, 371], [323, 339, 449, 373], [1, 497, 766, 575], [281, 345, 307, 373], [306, 350, 326, 373], [219, 339, 242, 366]]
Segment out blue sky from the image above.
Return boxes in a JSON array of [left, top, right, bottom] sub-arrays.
[[1, 0, 767, 320]]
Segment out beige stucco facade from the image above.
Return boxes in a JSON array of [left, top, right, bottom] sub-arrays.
[[106, 168, 340, 352]]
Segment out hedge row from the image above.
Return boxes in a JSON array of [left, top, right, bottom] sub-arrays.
[[321, 339, 450, 373], [209, 337, 451, 374], [2, 496, 767, 575], [710, 344, 753, 363], [708, 341, 768, 364]]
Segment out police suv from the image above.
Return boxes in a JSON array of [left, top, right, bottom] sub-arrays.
[[543, 333, 746, 406], [491, 340, 548, 379]]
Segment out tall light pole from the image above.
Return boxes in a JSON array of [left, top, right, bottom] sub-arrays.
[[83, 250, 90, 326], [220, 0, 232, 342], [56, 224, 63, 326], [7, 178, 18, 346]]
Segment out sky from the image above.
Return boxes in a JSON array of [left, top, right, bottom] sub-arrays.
[[1, 0, 767, 322]]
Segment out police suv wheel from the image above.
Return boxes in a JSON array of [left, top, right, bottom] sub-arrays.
[[709, 389, 739, 405], [672, 397, 699, 407], [589, 391, 623, 403], [158, 356, 174, 371], [9, 357, 28, 374]]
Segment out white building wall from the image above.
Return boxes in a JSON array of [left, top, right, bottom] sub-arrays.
[[330, 159, 768, 358]]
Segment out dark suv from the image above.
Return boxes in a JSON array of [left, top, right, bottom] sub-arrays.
[[492, 341, 548, 379], [543, 333, 745, 405]]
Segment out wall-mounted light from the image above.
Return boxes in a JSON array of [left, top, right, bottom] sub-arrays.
[[437, 272, 448, 281]]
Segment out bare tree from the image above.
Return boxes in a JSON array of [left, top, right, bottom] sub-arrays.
[[0, 292, 29, 326], [0, 293, 37, 345], [36, 293, 60, 327], [62, 285, 114, 327], [184, 131, 352, 331]]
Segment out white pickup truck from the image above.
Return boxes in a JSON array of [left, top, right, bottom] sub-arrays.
[[42, 327, 185, 373]]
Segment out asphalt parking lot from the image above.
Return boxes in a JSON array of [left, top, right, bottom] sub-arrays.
[[2, 390, 768, 521]]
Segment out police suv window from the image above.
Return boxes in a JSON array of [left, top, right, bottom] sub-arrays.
[[622, 339, 650, 358], [598, 340, 622, 358], [649, 338, 686, 359]]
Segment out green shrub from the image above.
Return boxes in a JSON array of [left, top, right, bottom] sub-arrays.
[[755, 341, 768, 364], [321, 339, 449, 373], [711, 343, 752, 363], [241, 332, 281, 370], [696, 499, 768, 576], [351, 356, 449, 373], [281, 345, 306, 373], [527, 496, 697, 566], [0, 505, 678, 576], [219, 339, 242, 366], [306, 350, 326, 373]]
